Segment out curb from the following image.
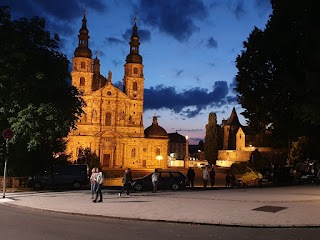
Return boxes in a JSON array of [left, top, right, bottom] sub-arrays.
[[5, 202, 320, 228]]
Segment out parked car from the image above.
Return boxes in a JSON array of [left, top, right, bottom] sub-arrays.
[[29, 164, 89, 190], [237, 170, 263, 187], [131, 170, 187, 191]]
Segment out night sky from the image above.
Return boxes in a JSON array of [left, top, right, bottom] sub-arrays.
[[1, 0, 272, 144]]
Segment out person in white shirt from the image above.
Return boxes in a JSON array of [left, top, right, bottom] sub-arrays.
[[93, 168, 104, 203], [90, 168, 97, 199], [202, 167, 209, 188], [152, 169, 159, 193]]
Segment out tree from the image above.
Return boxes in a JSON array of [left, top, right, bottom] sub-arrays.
[[76, 147, 100, 171], [0, 7, 84, 175], [198, 140, 204, 151], [235, 0, 320, 141], [288, 136, 311, 166], [204, 112, 221, 165]]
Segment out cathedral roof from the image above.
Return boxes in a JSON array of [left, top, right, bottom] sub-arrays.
[[168, 132, 186, 143], [225, 107, 241, 126], [144, 115, 168, 139]]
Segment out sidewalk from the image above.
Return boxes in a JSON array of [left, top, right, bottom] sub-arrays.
[[2, 185, 320, 227]]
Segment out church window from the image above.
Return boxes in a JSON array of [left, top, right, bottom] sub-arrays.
[[240, 134, 242, 139], [133, 68, 138, 74], [80, 77, 85, 86], [133, 82, 138, 91], [92, 110, 97, 120], [107, 91, 112, 96], [131, 148, 136, 158], [156, 148, 160, 156], [105, 112, 111, 126], [81, 62, 85, 69]]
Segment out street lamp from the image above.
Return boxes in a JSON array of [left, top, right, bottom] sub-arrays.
[[156, 155, 163, 166], [185, 136, 189, 168]]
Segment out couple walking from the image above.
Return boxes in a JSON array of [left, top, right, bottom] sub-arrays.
[[90, 167, 104, 203]]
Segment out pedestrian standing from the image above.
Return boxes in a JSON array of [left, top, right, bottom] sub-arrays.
[[90, 168, 97, 199], [230, 173, 236, 188], [225, 172, 231, 187], [209, 168, 216, 188], [93, 168, 104, 203], [186, 167, 195, 188], [119, 168, 132, 197], [202, 167, 209, 188], [152, 168, 160, 193]]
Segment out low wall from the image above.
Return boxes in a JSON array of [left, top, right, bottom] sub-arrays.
[[218, 150, 252, 162], [0, 177, 30, 189]]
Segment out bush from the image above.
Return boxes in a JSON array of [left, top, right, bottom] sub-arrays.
[[230, 162, 249, 174]]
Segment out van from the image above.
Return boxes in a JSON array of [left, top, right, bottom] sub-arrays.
[[30, 164, 89, 190]]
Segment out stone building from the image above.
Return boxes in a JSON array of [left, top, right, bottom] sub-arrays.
[[167, 132, 187, 160], [66, 12, 168, 170], [217, 108, 275, 167]]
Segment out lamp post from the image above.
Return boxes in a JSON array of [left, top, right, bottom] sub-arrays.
[[156, 155, 163, 167], [185, 136, 189, 168]]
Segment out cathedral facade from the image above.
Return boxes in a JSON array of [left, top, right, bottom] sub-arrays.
[[66, 12, 168, 170]]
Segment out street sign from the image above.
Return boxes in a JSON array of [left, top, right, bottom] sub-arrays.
[[2, 129, 14, 140]]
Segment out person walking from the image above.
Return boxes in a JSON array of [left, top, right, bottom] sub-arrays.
[[209, 168, 216, 188], [90, 168, 97, 199], [186, 167, 195, 188], [93, 168, 104, 203], [119, 168, 132, 197], [152, 168, 160, 193], [202, 166, 209, 188]]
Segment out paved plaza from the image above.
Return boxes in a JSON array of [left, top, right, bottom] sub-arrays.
[[1, 185, 320, 227]]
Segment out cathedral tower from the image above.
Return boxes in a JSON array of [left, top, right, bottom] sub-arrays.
[[123, 18, 144, 128], [71, 10, 94, 94]]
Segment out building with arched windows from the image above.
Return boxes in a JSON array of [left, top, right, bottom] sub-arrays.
[[66, 12, 168, 170]]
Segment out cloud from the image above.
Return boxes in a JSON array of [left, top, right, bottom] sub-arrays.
[[230, 0, 246, 20], [206, 37, 218, 48], [3, 0, 107, 41], [175, 70, 184, 77], [106, 37, 124, 45], [135, 0, 208, 42], [144, 81, 234, 117], [122, 27, 151, 43]]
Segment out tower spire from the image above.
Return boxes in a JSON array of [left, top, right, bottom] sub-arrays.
[[125, 18, 142, 64], [74, 9, 92, 58]]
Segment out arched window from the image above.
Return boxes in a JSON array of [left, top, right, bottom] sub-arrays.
[[133, 82, 138, 91], [80, 77, 85, 86], [81, 62, 85, 69], [105, 112, 111, 126], [133, 67, 138, 74], [131, 148, 136, 158], [156, 148, 160, 156]]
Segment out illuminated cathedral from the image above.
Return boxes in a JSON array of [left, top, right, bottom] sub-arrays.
[[66, 12, 168, 169]]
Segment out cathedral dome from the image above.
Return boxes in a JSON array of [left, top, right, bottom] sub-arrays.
[[74, 46, 92, 58], [144, 115, 168, 139]]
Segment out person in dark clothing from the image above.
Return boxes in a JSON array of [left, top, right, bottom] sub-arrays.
[[209, 169, 216, 188], [225, 172, 231, 187], [186, 167, 195, 188], [119, 168, 132, 197], [230, 173, 236, 188]]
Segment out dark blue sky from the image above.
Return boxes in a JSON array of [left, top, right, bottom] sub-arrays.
[[1, 0, 271, 144]]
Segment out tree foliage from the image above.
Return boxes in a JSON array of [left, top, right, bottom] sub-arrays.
[[0, 7, 84, 175], [235, 0, 320, 140], [76, 147, 100, 171], [204, 112, 222, 165]]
